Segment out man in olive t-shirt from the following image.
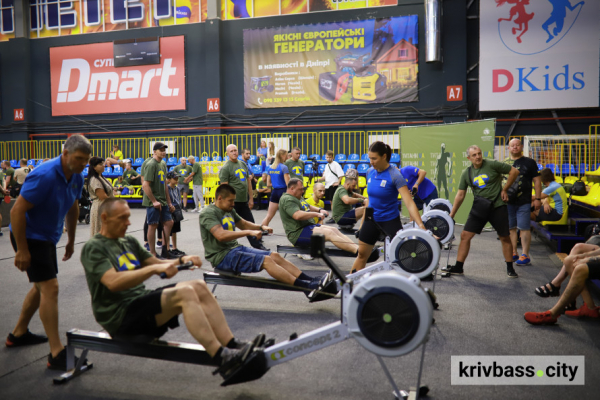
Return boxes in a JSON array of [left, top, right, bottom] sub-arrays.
[[219, 144, 264, 250], [2, 161, 16, 189], [285, 147, 305, 181], [122, 161, 141, 185], [199, 184, 325, 292], [442, 145, 520, 278], [81, 198, 265, 380], [185, 156, 204, 212], [174, 157, 193, 210], [331, 176, 368, 228], [279, 179, 361, 259]]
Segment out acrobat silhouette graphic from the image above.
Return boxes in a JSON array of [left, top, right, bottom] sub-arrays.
[[542, 0, 585, 43], [496, 0, 535, 44], [434, 143, 452, 200]]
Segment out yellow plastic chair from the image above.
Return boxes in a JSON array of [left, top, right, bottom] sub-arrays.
[[540, 207, 569, 226], [358, 176, 367, 188]]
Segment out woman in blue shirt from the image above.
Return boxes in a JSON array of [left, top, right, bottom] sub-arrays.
[[352, 142, 427, 272], [261, 149, 290, 227]]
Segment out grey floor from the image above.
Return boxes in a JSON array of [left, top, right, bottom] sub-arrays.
[[1, 207, 599, 400]]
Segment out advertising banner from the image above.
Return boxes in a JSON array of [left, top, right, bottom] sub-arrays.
[[243, 15, 418, 109], [50, 35, 186, 116], [226, 0, 397, 19], [400, 120, 496, 224], [480, 0, 599, 111]]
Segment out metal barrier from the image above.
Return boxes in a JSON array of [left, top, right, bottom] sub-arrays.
[[366, 131, 399, 156], [321, 131, 366, 157], [3, 141, 34, 161], [227, 133, 270, 157], [0, 141, 5, 161], [147, 136, 187, 159], [35, 139, 64, 160], [270, 132, 321, 156], [89, 139, 111, 159], [110, 138, 148, 162], [590, 125, 599, 170], [186, 135, 227, 159]]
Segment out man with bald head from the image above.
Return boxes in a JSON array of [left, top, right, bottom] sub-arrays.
[[504, 139, 542, 266], [219, 145, 265, 250], [442, 145, 520, 278]]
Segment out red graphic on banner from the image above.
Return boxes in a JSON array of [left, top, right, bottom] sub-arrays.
[[14, 109, 24, 121], [50, 36, 186, 116], [447, 85, 463, 101], [207, 98, 220, 112]]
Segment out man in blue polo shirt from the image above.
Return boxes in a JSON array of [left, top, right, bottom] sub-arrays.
[[400, 165, 439, 211], [6, 135, 91, 371]]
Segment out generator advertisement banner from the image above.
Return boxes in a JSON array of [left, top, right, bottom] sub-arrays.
[[400, 120, 496, 225], [50, 36, 186, 116], [479, 0, 600, 111], [243, 15, 418, 109]]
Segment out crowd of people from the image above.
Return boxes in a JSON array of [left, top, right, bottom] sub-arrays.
[[3, 134, 599, 384]]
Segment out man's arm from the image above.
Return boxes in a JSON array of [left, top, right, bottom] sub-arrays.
[[501, 167, 520, 202], [165, 180, 173, 208], [63, 200, 79, 261], [236, 218, 273, 234], [10, 196, 35, 271], [449, 189, 466, 219], [210, 223, 263, 242], [292, 210, 323, 221], [414, 169, 426, 190], [100, 260, 178, 292], [142, 180, 158, 203], [342, 194, 364, 205], [532, 176, 542, 210], [247, 173, 254, 209]]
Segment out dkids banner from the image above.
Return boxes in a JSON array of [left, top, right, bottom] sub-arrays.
[[50, 36, 186, 116], [400, 120, 496, 225], [480, 0, 600, 111], [244, 15, 418, 109]]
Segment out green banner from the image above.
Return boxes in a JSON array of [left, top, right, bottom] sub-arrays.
[[243, 15, 418, 109], [400, 120, 496, 224]]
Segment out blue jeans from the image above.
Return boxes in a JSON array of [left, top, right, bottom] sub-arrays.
[[507, 203, 531, 230], [146, 206, 173, 225], [216, 246, 271, 273]]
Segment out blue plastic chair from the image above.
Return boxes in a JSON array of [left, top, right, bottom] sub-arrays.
[[169, 166, 175, 172], [201, 156, 210, 162], [248, 155, 257, 165], [347, 153, 359, 163], [10, 160, 18, 168], [318, 164, 326, 174], [335, 154, 346, 163], [102, 167, 112, 176], [343, 164, 356, 173], [561, 163, 575, 175], [360, 153, 369, 163], [577, 164, 588, 173], [82, 167, 89, 176], [252, 165, 262, 175], [299, 154, 308, 161], [212, 156, 222, 162], [545, 164, 556, 173], [133, 157, 144, 167], [537, 163, 543, 172], [167, 157, 177, 166], [390, 153, 400, 163], [136, 167, 142, 173], [309, 154, 320, 161], [27, 159, 35, 167], [357, 163, 370, 175], [112, 166, 123, 175], [194, 156, 200, 162], [36, 159, 43, 166]]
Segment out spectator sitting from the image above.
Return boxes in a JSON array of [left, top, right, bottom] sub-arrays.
[[105, 145, 124, 168], [167, 172, 186, 256], [306, 182, 326, 221], [87, 157, 115, 236], [2, 160, 16, 190], [531, 168, 568, 223], [256, 173, 271, 210], [122, 160, 141, 186], [331, 174, 368, 229]]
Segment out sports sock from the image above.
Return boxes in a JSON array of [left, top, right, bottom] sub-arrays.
[[455, 261, 464, 269], [506, 261, 514, 270], [298, 272, 312, 281], [293, 278, 311, 289], [226, 338, 240, 349], [212, 346, 224, 364]]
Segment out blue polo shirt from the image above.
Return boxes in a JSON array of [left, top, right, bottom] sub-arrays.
[[366, 165, 406, 221], [268, 163, 289, 189], [400, 166, 436, 200], [10, 155, 84, 245]]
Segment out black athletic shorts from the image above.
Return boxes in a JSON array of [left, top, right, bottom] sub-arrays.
[[464, 205, 510, 237], [10, 232, 58, 283], [587, 259, 600, 280], [536, 208, 563, 223], [358, 216, 402, 246], [171, 219, 181, 235], [116, 284, 180, 338]]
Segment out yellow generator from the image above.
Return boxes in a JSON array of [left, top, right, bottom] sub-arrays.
[[352, 73, 387, 102]]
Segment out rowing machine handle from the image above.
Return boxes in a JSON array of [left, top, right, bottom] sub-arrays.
[[160, 261, 195, 279]]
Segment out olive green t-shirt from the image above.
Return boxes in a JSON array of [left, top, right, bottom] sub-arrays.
[[174, 164, 193, 185], [258, 180, 267, 190], [279, 193, 314, 245], [219, 160, 249, 203], [122, 169, 139, 185], [458, 159, 512, 208], [285, 159, 305, 180], [142, 158, 168, 207], [191, 162, 203, 185], [332, 186, 354, 223], [199, 204, 243, 267], [0, 170, 5, 187], [4, 167, 15, 187], [81, 234, 153, 335]]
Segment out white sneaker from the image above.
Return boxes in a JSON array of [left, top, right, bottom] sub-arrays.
[[191, 208, 199, 213], [299, 254, 314, 261]]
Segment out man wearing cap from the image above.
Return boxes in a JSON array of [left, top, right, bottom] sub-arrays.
[[219, 144, 266, 250], [174, 157, 193, 211], [184, 156, 204, 212], [142, 142, 176, 259]]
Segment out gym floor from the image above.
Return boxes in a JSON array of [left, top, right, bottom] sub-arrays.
[[1, 208, 599, 400]]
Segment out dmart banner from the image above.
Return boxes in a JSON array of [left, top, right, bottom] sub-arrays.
[[400, 120, 496, 224], [243, 16, 418, 109]]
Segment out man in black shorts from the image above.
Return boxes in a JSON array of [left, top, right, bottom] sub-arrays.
[[525, 254, 600, 325], [442, 145, 520, 278], [6, 135, 91, 371], [82, 198, 267, 380]]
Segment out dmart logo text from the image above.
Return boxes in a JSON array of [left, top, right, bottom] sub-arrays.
[[451, 356, 584, 385]]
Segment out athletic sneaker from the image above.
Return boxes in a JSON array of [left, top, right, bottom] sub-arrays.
[[366, 247, 381, 263], [565, 303, 600, 318], [507, 268, 519, 278], [214, 335, 262, 378], [144, 243, 150, 251], [191, 208, 199, 213], [441, 264, 464, 275], [6, 330, 48, 347], [512, 253, 519, 262], [48, 348, 87, 371], [515, 255, 531, 266], [298, 254, 314, 260], [160, 249, 178, 260], [156, 240, 163, 247], [171, 249, 186, 256], [524, 311, 558, 325]]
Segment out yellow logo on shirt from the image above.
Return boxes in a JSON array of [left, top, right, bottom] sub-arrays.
[[158, 170, 165, 183], [473, 174, 489, 188], [292, 166, 302, 175], [222, 216, 235, 231], [117, 252, 141, 271], [301, 200, 310, 211], [235, 168, 246, 181]]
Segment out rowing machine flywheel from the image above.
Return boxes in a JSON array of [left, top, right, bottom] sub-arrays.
[[347, 272, 432, 357], [424, 198, 452, 215], [421, 210, 455, 245], [388, 228, 440, 279]]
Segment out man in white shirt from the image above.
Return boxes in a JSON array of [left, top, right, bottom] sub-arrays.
[[318, 150, 344, 201]]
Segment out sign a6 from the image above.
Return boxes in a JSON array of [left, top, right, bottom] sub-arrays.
[[14, 109, 24, 121], [207, 98, 220, 112]]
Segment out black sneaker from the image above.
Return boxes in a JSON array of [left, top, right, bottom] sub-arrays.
[[441, 265, 464, 275], [171, 249, 186, 256], [253, 244, 270, 251], [160, 249, 178, 260], [507, 269, 518, 278], [6, 330, 48, 347], [213, 335, 262, 378], [367, 247, 381, 263], [47, 348, 87, 371]]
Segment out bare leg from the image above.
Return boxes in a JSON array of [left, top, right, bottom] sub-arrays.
[[13, 285, 41, 337], [521, 229, 532, 257], [314, 226, 358, 254], [509, 228, 518, 255], [352, 240, 374, 272], [37, 279, 64, 357], [261, 256, 298, 285], [261, 202, 279, 227], [185, 281, 234, 346], [456, 231, 476, 263], [171, 233, 178, 250], [499, 235, 514, 262], [183, 192, 188, 209], [270, 252, 302, 278], [162, 220, 174, 250], [549, 264, 589, 317], [148, 224, 158, 256]]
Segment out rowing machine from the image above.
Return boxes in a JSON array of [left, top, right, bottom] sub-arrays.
[[424, 198, 452, 215]]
